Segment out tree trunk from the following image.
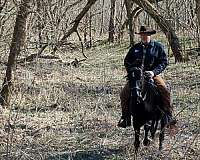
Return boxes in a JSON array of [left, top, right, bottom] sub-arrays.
[[125, 0, 134, 46], [132, 0, 183, 62], [0, 0, 6, 13], [120, 0, 161, 44], [53, 0, 97, 53], [100, 0, 105, 36], [116, 0, 125, 43], [108, 0, 116, 43], [89, 8, 92, 48], [36, 0, 43, 48], [84, 12, 89, 48], [0, 0, 30, 106], [120, 7, 142, 34], [195, 0, 200, 47]]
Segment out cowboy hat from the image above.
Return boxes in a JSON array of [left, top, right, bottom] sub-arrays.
[[135, 26, 156, 35]]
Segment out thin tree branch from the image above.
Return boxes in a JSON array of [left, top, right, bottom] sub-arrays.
[[76, 30, 87, 59], [52, 0, 97, 54]]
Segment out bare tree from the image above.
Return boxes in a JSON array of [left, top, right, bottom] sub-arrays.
[[83, 12, 89, 47], [0, 0, 31, 106], [89, 8, 92, 48], [0, 0, 6, 13], [125, 0, 134, 46], [83, 8, 93, 49], [108, 0, 116, 43], [53, 0, 97, 54], [118, 7, 142, 42], [0, 0, 10, 40], [195, 0, 200, 47], [119, 0, 162, 46], [35, 0, 43, 48], [100, 0, 105, 36], [132, 0, 183, 62]]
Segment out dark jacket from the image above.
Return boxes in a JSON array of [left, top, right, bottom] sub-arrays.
[[124, 40, 168, 76]]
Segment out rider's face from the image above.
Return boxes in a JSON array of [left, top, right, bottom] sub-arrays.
[[140, 34, 151, 44]]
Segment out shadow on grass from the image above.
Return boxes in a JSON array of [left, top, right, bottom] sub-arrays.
[[46, 148, 124, 160]]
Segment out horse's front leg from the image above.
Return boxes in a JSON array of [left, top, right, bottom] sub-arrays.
[[134, 126, 141, 153], [150, 119, 158, 140], [143, 122, 151, 146], [159, 117, 166, 150]]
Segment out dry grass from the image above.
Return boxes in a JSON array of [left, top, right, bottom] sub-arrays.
[[0, 42, 199, 160]]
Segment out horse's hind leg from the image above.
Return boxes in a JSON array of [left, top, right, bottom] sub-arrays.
[[150, 120, 158, 140], [159, 117, 166, 150], [143, 122, 151, 146]]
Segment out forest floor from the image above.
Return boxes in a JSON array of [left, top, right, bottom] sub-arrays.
[[0, 41, 199, 160]]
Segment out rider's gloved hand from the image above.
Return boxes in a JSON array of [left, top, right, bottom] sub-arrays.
[[144, 71, 154, 78]]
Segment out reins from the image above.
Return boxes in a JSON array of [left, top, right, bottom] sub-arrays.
[[141, 44, 146, 90]]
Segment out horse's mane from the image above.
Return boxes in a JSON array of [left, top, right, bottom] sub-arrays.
[[142, 78, 160, 106]]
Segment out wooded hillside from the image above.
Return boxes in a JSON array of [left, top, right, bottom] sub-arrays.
[[0, 0, 199, 159]]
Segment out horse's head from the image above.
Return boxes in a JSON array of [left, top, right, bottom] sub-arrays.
[[127, 67, 143, 102], [127, 67, 158, 105]]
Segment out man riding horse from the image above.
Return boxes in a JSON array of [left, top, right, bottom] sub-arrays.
[[118, 25, 177, 128]]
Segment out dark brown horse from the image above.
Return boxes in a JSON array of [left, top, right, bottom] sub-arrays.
[[128, 67, 168, 154]]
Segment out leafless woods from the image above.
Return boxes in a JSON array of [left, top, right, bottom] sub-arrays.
[[0, 0, 199, 105]]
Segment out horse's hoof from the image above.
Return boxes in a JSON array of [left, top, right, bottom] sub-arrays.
[[134, 141, 140, 150], [143, 139, 151, 146], [159, 145, 163, 151]]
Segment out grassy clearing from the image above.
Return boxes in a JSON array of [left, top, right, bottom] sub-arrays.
[[0, 41, 199, 160]]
